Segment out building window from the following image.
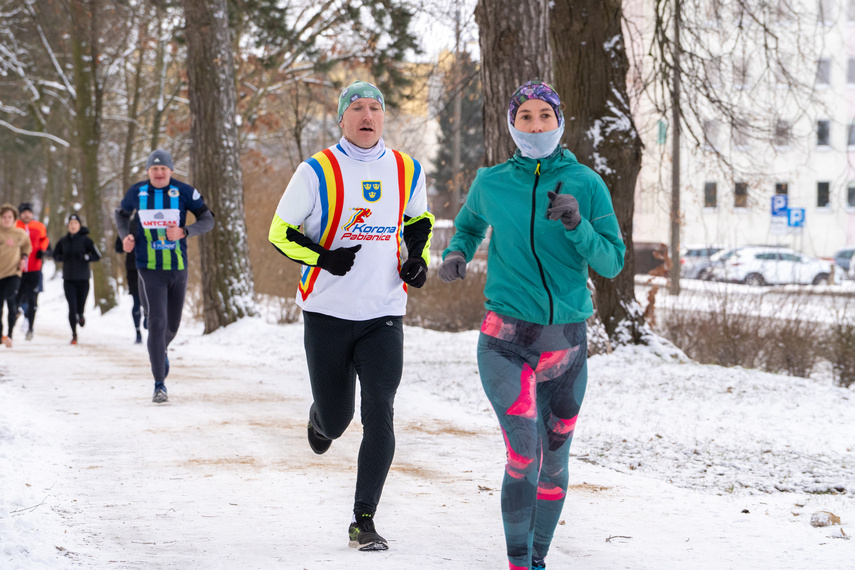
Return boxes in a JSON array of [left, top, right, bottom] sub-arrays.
[[735, 182, 748, 208], [704, 181, 717, 208], [817, 120, 830, 146], [707, 0, 723, 22], [817, 58, 831, 85], [817, 182, 830, 208], [819, 0, 834, 24], [733, 2, 746, 25], [778, 0, 794, 22], [775, 58, 790, 85], [848, 58, 855, 84], [657, 120, 667, 145], [848, 183, 855, 208], [774, 119, 790, 147], [775, 182, 789, 196], [732, 119, 749, 149], [703, 119, 719, 149], [733, 59, 748, 89], [706, 57, 722, 87]]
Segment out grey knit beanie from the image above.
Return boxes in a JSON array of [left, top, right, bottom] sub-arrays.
[[146, 149, 174, 170]]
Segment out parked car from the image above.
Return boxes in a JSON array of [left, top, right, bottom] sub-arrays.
[[833, 246, 855, 279], [680, 244, 724, 280], [709, 246, 831, 286]]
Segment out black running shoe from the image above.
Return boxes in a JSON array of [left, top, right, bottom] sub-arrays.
[[532, 556, 546, 570], [348, 513, 388, 551], [307, 420, 331, 454], [135, 330, 142, 344], [152, 384, 168, 403], [77, 314, 86, 327]]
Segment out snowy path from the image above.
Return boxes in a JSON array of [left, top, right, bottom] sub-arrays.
[[1, 276, 853, 569]]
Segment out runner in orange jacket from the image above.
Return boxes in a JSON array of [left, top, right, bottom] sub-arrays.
[[15, 203, 49, 340]]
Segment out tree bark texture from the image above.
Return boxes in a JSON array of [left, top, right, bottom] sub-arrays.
[[550, 0, 645, 342], [69, 0, 117, 313], [183, 0, 256, 333], [475, 0, 552, 166]]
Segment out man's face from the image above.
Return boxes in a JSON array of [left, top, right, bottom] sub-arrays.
[[148, 165, 173, 187], [1, 210, 15, 228], [20, 210, 33, 223], [340, 98, 385, 149]]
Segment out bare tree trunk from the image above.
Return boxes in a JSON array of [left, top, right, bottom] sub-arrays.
[[551, 0, 645, 343], [69, 0, 116, 313], [668, 0, 682, 296], [150, 8, 166, 152], [122, 16, 147, 192], [183, 0, 256, 333], [475, 0, 552, 166]]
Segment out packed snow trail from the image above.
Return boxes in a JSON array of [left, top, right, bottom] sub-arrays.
[[1, 275, 853, 569]]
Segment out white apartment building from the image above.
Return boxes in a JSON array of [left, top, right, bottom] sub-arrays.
[[632, 0, 855, 258]]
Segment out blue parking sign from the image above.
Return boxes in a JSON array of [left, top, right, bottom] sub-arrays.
[[788, 208, 805, 227], [771, 195, 788, 216]]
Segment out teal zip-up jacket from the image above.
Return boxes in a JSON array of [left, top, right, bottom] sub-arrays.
[[443, 148, 625, 325]]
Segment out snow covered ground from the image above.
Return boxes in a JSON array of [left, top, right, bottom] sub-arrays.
[[1, 269, 853, 569]]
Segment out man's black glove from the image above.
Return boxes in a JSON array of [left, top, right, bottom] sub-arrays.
[[36, 250, 44, 259], [547, 190, 582, 231], [317, 244, 361, 276], [438, 251, 467, 283], [400, 257, 427, 288]]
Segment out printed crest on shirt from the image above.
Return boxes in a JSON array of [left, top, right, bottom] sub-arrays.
[[168, 187, 180, 198], [362, 180, 381, 202]]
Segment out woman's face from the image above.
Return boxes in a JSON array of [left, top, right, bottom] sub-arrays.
[[514, 99, 559, 133], [68, 219, 81, 234], [0, 210, 14, 228]]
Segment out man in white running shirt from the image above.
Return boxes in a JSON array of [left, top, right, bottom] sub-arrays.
[[268, 80, 434, 552]]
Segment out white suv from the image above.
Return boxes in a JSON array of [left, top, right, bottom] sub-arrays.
[[710, 246, 831, 286]]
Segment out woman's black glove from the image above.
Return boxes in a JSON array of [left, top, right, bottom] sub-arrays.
[[400, 258, 427, 288], [317, 244, 361, 276]]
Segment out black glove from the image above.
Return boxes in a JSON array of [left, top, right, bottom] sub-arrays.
[[317, 244, 361, 276], [547, 190, 582, 231], [36, 250, 44, 259], [438, 251, 467, 283], [400, 257, 427, 288]]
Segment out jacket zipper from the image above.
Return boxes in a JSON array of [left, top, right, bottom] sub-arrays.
[[529, 162, 554, 324]]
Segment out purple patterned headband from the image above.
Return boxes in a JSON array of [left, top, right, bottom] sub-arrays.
[[508, 80, 563, 126]]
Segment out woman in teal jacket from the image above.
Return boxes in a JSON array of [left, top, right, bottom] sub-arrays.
[[439, 81, 624, 570]]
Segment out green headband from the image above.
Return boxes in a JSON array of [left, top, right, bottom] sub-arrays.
[[337, 81, 385, 122]]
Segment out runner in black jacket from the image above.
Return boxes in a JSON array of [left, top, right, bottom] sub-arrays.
[[53, 214, 101, 344]]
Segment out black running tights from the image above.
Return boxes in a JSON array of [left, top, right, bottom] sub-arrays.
[[63, 279, 89, 335], [302, 311, 404, 516], [0, 275, 20, 338]]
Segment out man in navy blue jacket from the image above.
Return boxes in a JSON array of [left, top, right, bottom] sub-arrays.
[[115, 149, 214, 403]]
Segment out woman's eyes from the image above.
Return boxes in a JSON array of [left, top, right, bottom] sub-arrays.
[[519, 113, 554, 121]]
